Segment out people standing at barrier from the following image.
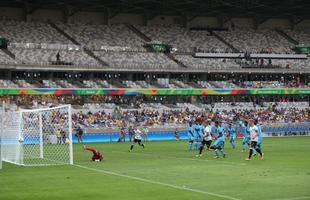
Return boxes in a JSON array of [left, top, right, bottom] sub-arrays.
[[143, 126, 149, 142], [175, 128, 180, 140], [61, 129, 66, 144], [76, 126, 84, 143], [118, 127, 126, 142], [55, 129, 62, 144], [128, 126, 134, 142]]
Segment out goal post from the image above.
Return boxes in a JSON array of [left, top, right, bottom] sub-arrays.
[[0, 101, 4, 170], [1, 105, 73, 166]]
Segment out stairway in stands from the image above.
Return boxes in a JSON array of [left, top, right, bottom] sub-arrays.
[[126, 24, 152, 42], [126, 24, 188, 68], [210, 31, 240, 53], [1, 48, 15, 60], [275, 29, 299, 45], [47, 20, 109, 66]]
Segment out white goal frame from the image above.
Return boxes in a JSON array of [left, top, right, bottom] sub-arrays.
[[0, 101, 4, 170], [1, 104, 73, 166]]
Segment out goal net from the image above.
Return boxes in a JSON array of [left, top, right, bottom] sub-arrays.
[[1, 105, 73, 166]]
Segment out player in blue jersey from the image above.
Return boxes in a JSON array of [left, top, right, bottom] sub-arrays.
[[194, 121, 202, 150], [241, 121, 251, 153], [187, 122, 195, 150], [227, 124, 236, 149], [254, 119, 264, 154], [210, 121, 226, 158]]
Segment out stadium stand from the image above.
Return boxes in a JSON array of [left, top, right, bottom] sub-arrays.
[[56, 22, 145, 50], [215, 29, 295, 53], [0, 78, 308, 89], [285, 29, 310, 45], [0, 19, 71, 44], [93, 51, 179, 69], [10, 48, 101, 67], [136, 25, 230, 53], [174, 55, 240, 69]]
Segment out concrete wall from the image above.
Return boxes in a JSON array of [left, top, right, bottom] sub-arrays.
[[0, 7, 24, 20], [69, 11, 105, 24], [29, 9, 65, 22], [188, 16, 220, 28], [110, 13, 145, 25], [224, 18, 255, 29], [259, 18, 291, 29], [147, 15, 183, 26]]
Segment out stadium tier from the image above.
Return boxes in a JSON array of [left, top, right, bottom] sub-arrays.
[[0, 79, 308, 89], [0, 20, 309, 70]]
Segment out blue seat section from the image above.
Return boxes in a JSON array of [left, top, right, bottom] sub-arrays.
[[72, 130, 188, 143]]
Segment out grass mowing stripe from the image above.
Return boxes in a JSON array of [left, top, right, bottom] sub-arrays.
[[113, 150, 246, 166], [74, 164, 242, 200]]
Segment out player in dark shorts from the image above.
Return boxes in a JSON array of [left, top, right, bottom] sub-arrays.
[[246, 120, 264, 161], [197, 120, 213, 157], [129, 128, 145, 152]]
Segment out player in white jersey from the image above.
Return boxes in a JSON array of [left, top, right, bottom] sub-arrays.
[[129, 128, 145, 152], [245, 120, 264, 161], [196, 120, 213, 157]]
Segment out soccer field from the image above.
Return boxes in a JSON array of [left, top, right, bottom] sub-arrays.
[[1, 137, 310, 200]]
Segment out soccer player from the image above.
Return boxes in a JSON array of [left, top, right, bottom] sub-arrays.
[[83, 146, 103, 161], [196, 120, 213, 157], [210, 121, 226, 158], [187, 122, 194, 150], [194, 121, 202, 150], [129, 128, 145, 152], [255, 119, 264, 153], [245, 120, 264, 161], [142, 126, 149, 142], [227, 124, 236, 149], [241, 121, 250, 152]]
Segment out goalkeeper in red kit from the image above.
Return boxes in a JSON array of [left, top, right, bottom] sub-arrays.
[[83, 146, 103, 161]]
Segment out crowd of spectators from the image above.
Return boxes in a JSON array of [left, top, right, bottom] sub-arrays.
[[71, 104, 309, 129], [0, 78, 307, 89]]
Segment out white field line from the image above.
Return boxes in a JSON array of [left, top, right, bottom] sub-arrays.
[[74, 164, 241, 200], [274, 197, 310, 200], [112, 150, 247, 166]]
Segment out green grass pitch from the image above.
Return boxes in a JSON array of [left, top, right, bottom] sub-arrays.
[[1, 137, 310, 200]]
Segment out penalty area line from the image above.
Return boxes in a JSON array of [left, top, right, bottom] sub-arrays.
[[274, 197, 310, 200], [74, 164, 241, 200]]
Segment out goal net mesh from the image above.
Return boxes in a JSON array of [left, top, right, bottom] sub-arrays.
[[1, 105, 73, 166]]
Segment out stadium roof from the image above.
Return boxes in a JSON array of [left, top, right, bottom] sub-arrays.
[[1, 0, 310, 20]]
